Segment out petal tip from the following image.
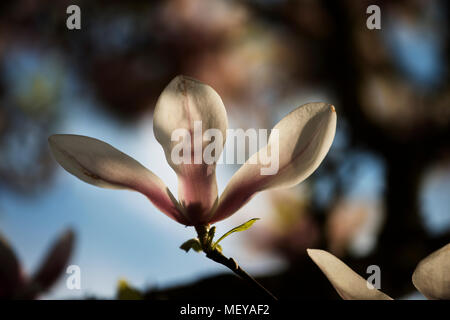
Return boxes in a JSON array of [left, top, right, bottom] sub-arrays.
[[174, 74, 202, 85], [412, 243, 450, 300], [48, 134, 71, 147], [62, 228, 76, 243], [307, 248, 324, 261]]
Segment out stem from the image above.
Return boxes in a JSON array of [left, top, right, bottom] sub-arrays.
[[195, 225, 278, 301]]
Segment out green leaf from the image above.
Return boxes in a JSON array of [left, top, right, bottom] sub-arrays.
[[180, 238, 202, 253], [215, 244, 223, 253], [212, 218, 260, 249], [117, 279, 143, 300]]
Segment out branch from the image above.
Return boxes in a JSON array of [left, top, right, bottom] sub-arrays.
[[195, 225, 278, 301]]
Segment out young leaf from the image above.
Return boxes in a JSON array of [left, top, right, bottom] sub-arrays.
[[207, 226, 216, 246], [180, 238, 203, 253], [117, 279, 143, 300], [212, 218, 260, 249]]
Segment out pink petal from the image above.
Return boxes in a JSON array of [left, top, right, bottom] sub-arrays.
[[153, 75, 227, 225], [210, 103, 336, 224], [48, 134, 189, 225]]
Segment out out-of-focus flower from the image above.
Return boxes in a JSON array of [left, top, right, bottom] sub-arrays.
[[116, 279, 143, 300], [160, 0, 247, 39], [326, 200, 366, 256], [0, 229, 75, 299], [0, 48, 64, 193], [360, 75, 418, 131], [307, 244, 450, 300], [326, 199, 384, 257], [360, 74, 450, 136], [48, 76, 336, 227], [250, 188, 320, 260]]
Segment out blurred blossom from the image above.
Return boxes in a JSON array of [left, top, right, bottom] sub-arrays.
[[192, 28, 301, 107], [315, 149, 386, 257], [326, 199, 385, 257], [351, 0, 449, 139], [159, 0, 247, 39], [0, 229, 74, 299], [360, 74, 418, 132], [2, 47, 64, 116], [158, 0, 303, 114], [249, 188, 320, 261], [360, 74, 450, 136], [0, 46, 67, 193], [85, 0, 304, 121]]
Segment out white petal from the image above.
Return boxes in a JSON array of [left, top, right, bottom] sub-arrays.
[[412, 243, 450, 300], [211, 102, 336, 223], [307, 249, 392, 300], [48, 134, 188, 224], [153, 75, 227, 224]]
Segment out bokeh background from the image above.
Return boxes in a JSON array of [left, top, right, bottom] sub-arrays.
[[0, 0, 449, 299]]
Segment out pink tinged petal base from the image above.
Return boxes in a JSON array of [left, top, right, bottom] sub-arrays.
[[153, 75, 227, 225], [48, 134, 189, 225], [210, 102, 337, 224], [307, 249, 393, 300], [177, 163, 219, 225]]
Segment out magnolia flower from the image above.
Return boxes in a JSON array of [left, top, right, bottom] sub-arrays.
[[307, 244, 450, 300], [48, 75, 336, 227], [0, 229, 74, 299]]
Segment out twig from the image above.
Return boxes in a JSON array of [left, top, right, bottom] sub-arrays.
[[195, 225, 278, 301]]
